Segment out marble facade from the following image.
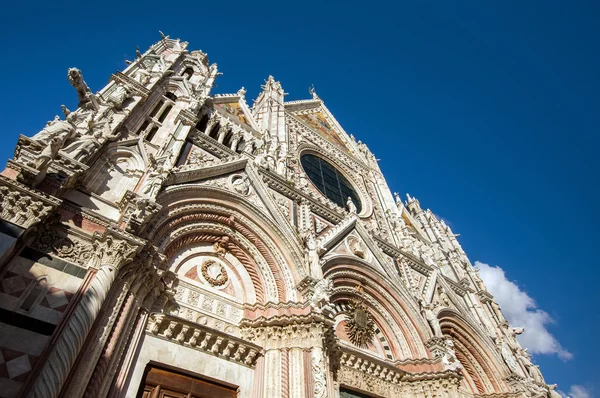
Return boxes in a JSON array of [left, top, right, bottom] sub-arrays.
[[0, 35, 559, 398]]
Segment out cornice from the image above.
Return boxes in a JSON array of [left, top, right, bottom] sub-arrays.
[[147, 313, 262, 368]]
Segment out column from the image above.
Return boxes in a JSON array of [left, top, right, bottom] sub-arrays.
[[26, 265, 117, 398]]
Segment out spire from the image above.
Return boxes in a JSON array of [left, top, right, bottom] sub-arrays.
[[406, 193, 422, 214], [252, 76, 287, 152]]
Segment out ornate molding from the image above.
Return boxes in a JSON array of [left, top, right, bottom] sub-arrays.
[[111, 71, 151, 98], [0, 174, 61, 229], [147, 313, 262, 368], [91, 227, 145, 269]]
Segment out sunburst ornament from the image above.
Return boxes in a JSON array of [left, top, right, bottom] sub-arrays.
[[345, 294, 375, 349]]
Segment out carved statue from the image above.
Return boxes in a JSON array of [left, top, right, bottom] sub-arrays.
[[346, 197, 357, 214], [62, 130, 103, 162], [141, 164, 169, 199], [68, 67, 98, 109], [442, 338, 463, 371], [276, 155, 288, 177], [29, 113, 79, 171], [106, 84, 130, 109], [310, 278, 333, 313], [420, 300, 443, 337], [213, 236, 230, 257], [436, 285, 451, 308], [394, 192, 403, 209], [133, 64, 152, 86], [62, 118, 118, 163], [304, 233, 322, 279], [231, 175, 250, 196]]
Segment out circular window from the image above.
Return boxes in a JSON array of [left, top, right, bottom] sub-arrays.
[[301, 154, 362, 213]]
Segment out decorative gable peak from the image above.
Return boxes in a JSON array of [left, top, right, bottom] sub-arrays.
[[253, 75, 286, 107]]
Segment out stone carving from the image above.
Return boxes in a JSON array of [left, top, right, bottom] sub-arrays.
[[0, 177, 60, 229], [62, 118, 119, 163], [105, 84, 131, 109], [230, 174, 251, 195], [132, 63, 152, 86], [312, 348, 327, 398], [441, 338, 463, 371], [120, 191, 162, 233], [500, 341, 523, 376], [345, 290, 375, 348], [347, 236, 367, 259], [310, 278, 334, 313], [213, 235, 230, 257], [420, 300, 443, 337], [91, 230, 141, 269], [346, 196, 357, 214], [68, 67, 99, 110], [141, 162, 170, 199], [147, 314, 261, 367], [435, 285, 451, 308], [28, 113, 78, 171], [201, 259, 228, 287], [32, 224, 95, 266], [303, 232, 323, 279]]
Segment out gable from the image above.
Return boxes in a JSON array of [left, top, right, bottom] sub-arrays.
[[295, 111, 351, 152]]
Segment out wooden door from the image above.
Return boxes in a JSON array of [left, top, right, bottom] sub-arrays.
[[138, 365, 238, 398]]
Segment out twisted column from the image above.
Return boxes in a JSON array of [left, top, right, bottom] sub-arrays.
[[86, 291, 138, 398], [60, 280, 129, 397], [27, 265, 117, 398], [281, 348, 289, 398]]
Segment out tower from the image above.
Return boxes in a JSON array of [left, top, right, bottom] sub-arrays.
[[0, 35, 558, 398]]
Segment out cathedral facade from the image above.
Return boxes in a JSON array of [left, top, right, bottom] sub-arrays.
[[0, 36, 559, 398]]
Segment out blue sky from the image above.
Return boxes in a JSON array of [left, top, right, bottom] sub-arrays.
[[1, 0, 598, 395]]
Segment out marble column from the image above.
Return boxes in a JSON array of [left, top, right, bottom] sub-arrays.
[[60, 279, 129, 397], [26, 265, 117, 398]]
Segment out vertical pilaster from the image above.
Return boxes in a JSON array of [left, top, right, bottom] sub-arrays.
[[288, 348, 306, 398], [263, 349, 281, 398]]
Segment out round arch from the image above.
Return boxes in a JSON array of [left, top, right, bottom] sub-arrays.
[[323, 259, 431, 360], [438, 309, 509, 395], [145, 184, 306, 303]]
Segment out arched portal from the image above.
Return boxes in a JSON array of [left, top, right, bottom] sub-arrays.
[[438, 310, 509, 395]]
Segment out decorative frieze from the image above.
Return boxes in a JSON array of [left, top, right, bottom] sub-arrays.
[[147, 314, 261, 368], [0, 175, 61, 229]]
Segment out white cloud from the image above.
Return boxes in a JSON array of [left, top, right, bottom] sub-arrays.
[[475, 261, 572, 360], [558, 385, 592, 398]]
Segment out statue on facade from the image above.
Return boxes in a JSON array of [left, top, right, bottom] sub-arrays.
[[304, 232, 323, 279], [346, 197, 357, 214], [213, 236, 230, 257], [394, 192, 403, 209], [141, 163, 169, 199], [29, 113, 80, 171], [68, 67, 98, 109], [62, 118, 119, 163], [442, 338, 463, 371], [106, 84, 131, 110], [436, 285, 451, 308], [310, 278, 333, 313], [133, 63, 152, 86], [420, 300, 443, 337]]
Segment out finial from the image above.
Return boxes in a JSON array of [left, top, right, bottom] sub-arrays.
[[136, 46, 142, 59], [237, 86, 246, 97], [159, 30, 168, 40]]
